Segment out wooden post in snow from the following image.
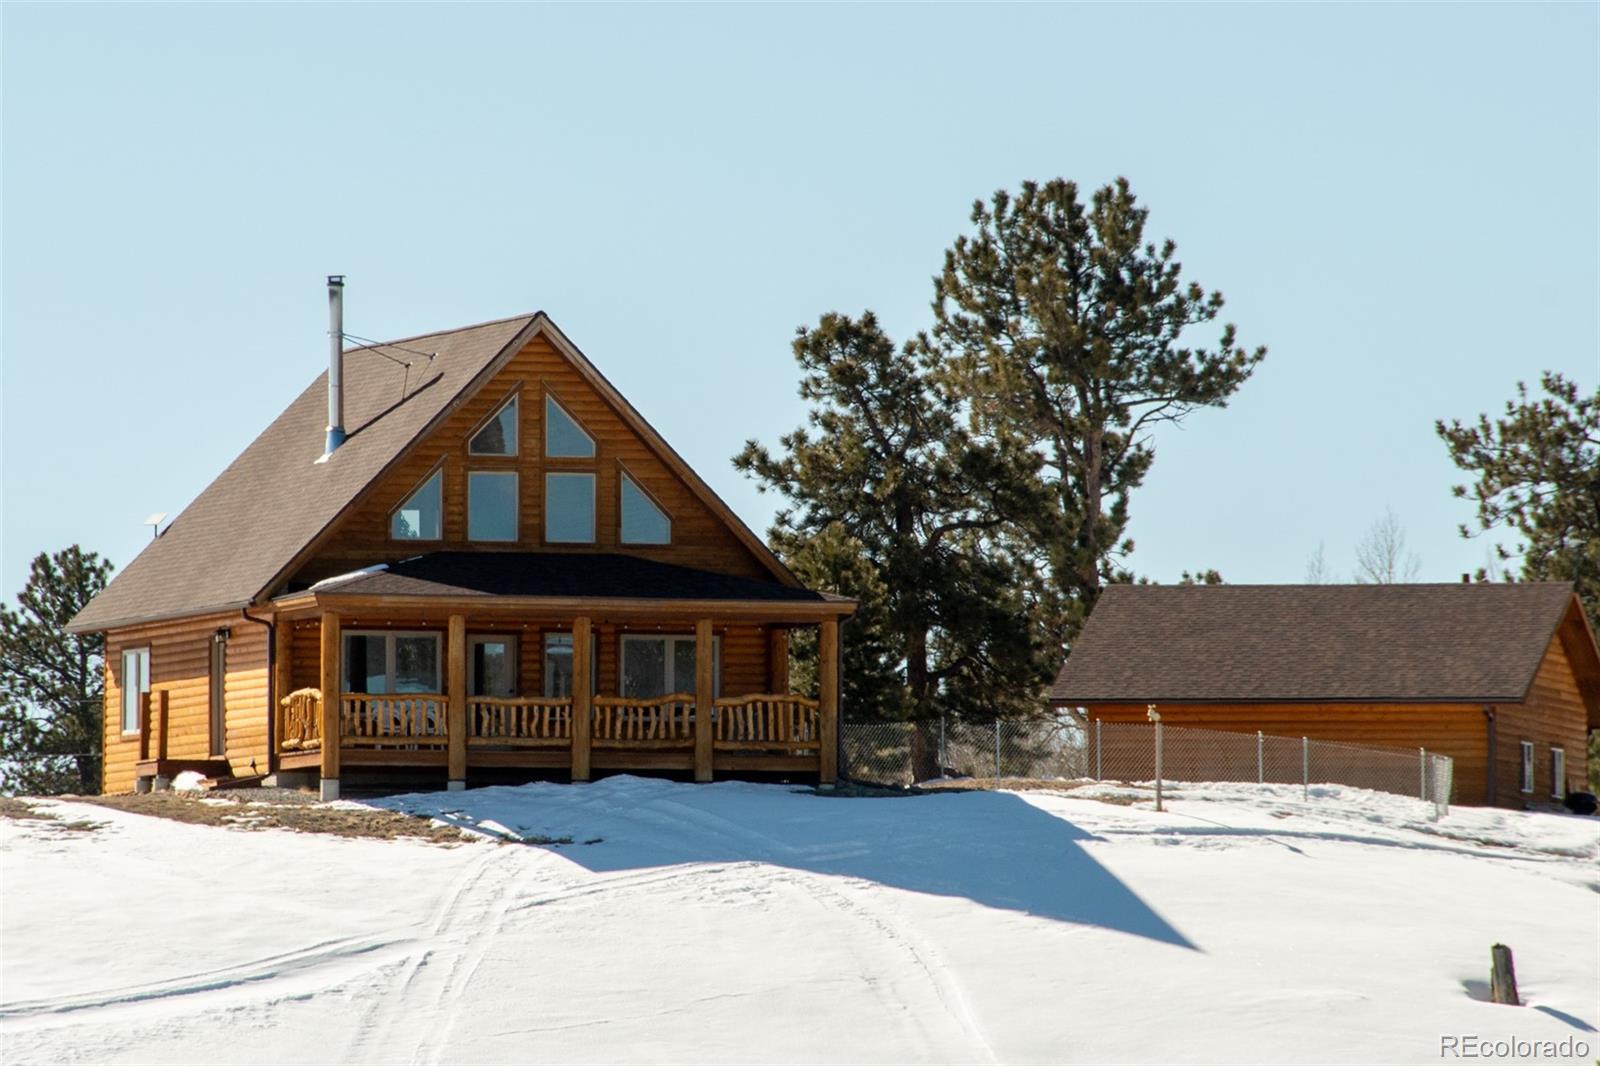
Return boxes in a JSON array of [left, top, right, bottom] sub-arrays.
[[1490, 944, 1520, 1006]]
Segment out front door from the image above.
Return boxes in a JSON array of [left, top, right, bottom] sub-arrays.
[[469, 635, 517, 697]]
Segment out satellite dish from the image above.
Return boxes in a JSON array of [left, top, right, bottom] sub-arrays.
[[144, 512, 168, 539]]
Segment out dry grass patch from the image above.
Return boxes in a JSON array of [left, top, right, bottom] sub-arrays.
[[74, 790, 477, 846], [0, 796, 102, 832]]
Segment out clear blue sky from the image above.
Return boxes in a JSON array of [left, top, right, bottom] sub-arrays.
[[3, 3, 1596, 602]]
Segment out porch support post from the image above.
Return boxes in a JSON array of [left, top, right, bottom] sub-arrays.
[[272, 618, 293, 773], [571, 615, 592, 782], [694, 618, 714, 782], [818, 617, 839, 785], [447, 614, 467, 791], [767, 628, 789, 694], [319, 610, 341, 801]]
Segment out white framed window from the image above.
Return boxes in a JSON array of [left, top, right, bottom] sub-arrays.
[[545, 472, 596, 543], [1519, 740, 1534, 794], [468, 471, 519, 542], [343, 631, 442, 694], [391, 468, 443, 540], [1551, 747, 1565, 799], [619, 634, 719, 699], [468, 635, 517, 698], [545, 394, 595, 458], [469, 395, 518, 456], [543, 632, 598, 698], [120, 647, 150, 733], [620, 471, 670, 545]]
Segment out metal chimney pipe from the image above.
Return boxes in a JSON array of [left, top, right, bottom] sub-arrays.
[[325, 275, 346, 454]]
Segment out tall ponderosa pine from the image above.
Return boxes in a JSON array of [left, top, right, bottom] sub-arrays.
[[1437, 372, 1600, 630], [934, 178, 1265, 643], [0, 547, 113, 794], [736, 312, 1050, 723]]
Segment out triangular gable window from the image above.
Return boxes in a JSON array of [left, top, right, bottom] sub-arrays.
[[620, 472, 670, 545], [391, 469, 442, 540], [469, 396, 518, 456], [545, 395, 595, 458]]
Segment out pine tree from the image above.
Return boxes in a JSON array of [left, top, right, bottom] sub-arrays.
[[933, 178, 1265, 645], [0, 547, 113, 794], [736, 311, 1052, 726], [1437, 373, 1600, 631]]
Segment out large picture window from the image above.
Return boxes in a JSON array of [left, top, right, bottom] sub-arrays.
[[343, 631, 442, 694], [620, 472, 670, 545], [391, 469, 442, 540], [469, 471, 519, 542], [545, 473, 596, 543], [620, 635, 718, 699], [120, 647, 150, 733]]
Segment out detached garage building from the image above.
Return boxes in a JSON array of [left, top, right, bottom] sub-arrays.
[[1050, 583, 1599, 808]]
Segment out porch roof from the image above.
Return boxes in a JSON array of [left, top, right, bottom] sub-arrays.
[[274, 551, 853, 616]]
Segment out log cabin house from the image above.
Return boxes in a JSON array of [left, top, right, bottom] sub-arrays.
[[1049, 583, 1600, 807], [68, 279, 854, 798]]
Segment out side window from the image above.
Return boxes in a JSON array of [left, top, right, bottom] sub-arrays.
[[620, 472, 670, 545], [391, 469, 443, 540], [1519, 741, 1534, 794], [1550, 747, 1565, 799], [469, 396, 518, 456], [545, 395, 595, 458], [120, 647, 150, 733]]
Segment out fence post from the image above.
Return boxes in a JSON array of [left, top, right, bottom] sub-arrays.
[[993, 720, 1001, 786], [939, 715, 947, 773], [1094, 719, 1102, 781], [1153, 717, 1164, 813], [1301, 736, 1309, 801], [1257, 730, 1264, 785], [1419, 747, 1427, 801]]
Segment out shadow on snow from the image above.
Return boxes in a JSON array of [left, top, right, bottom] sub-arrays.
[[377, 776, 1196, 951]]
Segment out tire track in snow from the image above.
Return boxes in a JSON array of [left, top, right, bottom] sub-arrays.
[[0, 934, 412, 1026], [788, 873, 999, 1065]]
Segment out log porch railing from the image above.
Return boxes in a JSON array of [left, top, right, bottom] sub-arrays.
[[714, 693, 821, 753], [592, 694, 695, 748], [275, 690, 827, 762], [469, 696, 572, 747], [341, 692, 447, 748], [277, 688, 322, 751]]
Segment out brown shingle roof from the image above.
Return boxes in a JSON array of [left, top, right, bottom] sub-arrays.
[[68, 314, 539, 632], [1050, 582, 1580, 704]]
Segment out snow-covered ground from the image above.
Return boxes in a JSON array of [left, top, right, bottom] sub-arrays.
[[2, 777, 1596, 1065]]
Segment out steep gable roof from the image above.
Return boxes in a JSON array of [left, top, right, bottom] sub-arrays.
[[1050, 582, 1592, 705], [69, 313, 795, 632]]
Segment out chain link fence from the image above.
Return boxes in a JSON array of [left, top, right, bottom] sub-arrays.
[[841, 716, 1453, 818]]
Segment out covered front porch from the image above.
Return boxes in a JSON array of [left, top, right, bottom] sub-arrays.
[[268, 563, 848, 797]]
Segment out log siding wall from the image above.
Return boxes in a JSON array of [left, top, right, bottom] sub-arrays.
[[286, 616, 775, 703], [1489, 634, 1591, 807], [102, 612, 269, 794], [299, 334, 772, 585], [1076, 629, 1592, 808]]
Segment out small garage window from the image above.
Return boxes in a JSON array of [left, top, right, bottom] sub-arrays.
[[1519, 741, 1534, 794]]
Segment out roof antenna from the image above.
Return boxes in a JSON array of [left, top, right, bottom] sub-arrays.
[[144, 512, 167, 540], [324, 275, 346, 456]]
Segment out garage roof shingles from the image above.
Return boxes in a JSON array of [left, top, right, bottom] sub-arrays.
[[1050, 582, 1578, 704]]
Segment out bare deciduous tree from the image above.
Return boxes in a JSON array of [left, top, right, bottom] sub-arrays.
[[1304, 542, 1332, 584], [1354, 509, 1422, 584]]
